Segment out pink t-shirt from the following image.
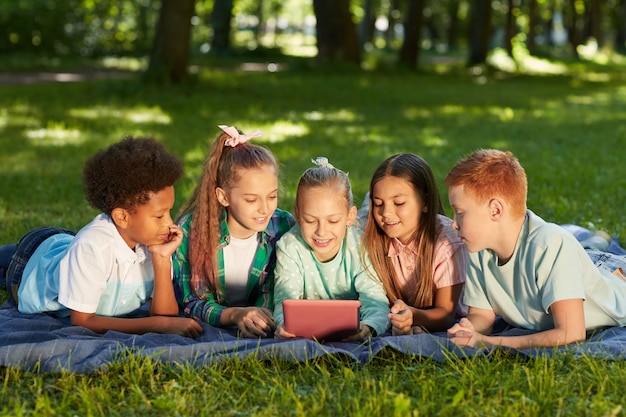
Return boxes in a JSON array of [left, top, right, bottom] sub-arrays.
[[387, 214, 467, 316]]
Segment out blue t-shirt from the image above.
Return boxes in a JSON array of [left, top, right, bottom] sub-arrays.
[[464, 210, 626, 331], [18, 214, 155, 317]]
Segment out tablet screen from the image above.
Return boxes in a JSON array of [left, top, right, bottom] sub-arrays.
[[282, 299, 361, 341]]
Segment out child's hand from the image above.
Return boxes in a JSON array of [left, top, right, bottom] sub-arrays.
[[233, 307, 276, 338], [342, 323, 372, 341], [447, 317, 483, 347], [157, 316, 203, 338], [148, 225, 183, 258], [389, 299, 413, 335], [274, 323, 297, 339]]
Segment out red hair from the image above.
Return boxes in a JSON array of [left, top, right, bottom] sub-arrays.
[[445, 149, 527, 218]]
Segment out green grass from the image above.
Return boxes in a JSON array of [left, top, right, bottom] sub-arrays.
[[1, 56, 626, 415], [2, 349, 625, 416]]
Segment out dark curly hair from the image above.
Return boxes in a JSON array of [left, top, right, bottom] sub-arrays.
[[83, 135, 183, 214]]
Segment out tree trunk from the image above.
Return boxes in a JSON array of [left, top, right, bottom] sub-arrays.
[[447, 0, 460, 51], [467, 0, 492, 66], [567, 0, 584, 59], [504, 0, 515, 56], [359, 0, 374, 51], [211, 0, 234, 55], [527, 0, 538, 55], [146, 0, 195, 84], [617, 0, 626, 53], [399, 0, 426, 69], [586, 0, 602, 47], [313, 0, 361, 65]]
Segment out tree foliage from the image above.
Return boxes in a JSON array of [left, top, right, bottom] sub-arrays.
[[0, 0, 625, 70], [0, 0, 159, 56]]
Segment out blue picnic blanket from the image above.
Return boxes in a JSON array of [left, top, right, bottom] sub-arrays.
[[1, 303, 625, 373], [1, 225, 625, 373], [560, 224, 626, 255]]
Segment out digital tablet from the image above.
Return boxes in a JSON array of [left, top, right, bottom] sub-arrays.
[[282, 299, 361, 341]]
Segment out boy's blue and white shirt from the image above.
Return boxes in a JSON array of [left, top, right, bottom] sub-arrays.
[[18, 214, 154, 317]]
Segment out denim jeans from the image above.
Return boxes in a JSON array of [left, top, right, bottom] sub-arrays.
[[586, 249, 626, 279], [3, 227, 75, 303], [0, 244, 17, 286]]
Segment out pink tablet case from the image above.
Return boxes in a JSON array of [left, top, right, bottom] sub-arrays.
[[282, 299, 361, 341]]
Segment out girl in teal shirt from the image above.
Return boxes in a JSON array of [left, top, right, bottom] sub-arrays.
[[273, 157, 390, 339]]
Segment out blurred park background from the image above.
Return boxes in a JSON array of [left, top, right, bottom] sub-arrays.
[[2, 2, 626, 415], [2, 0, 625, 77], [1, 0, 625, 241]]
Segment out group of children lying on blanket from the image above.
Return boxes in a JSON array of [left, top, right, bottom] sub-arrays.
[[1, 126, 625, 349]]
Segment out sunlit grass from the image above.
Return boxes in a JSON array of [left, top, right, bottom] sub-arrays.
[[69, 106, 172, 124], [1, 349, 625, 416], [1, 66, 625, 240], [1, 57, 626, 416]]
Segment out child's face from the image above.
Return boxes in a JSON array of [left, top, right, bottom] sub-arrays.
[[295, 185, 357, 263], [216, 165, 278, 239], [448, 184, 490, 253], [371, 175, 424, 245], [119, 186, 175, 249]]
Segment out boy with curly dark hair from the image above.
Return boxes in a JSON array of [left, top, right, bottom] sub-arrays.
[[0, 136, 202, 338]]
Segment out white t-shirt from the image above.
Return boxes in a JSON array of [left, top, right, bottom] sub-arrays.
[[18, 214, 154, 317], [464, 210, 626, 331], [223, 233, 258, 306]]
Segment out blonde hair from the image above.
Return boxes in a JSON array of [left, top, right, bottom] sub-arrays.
[[296, 157, 353, 209], [445, 149, 527, 218]]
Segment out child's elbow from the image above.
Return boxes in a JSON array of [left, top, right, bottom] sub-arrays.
[[70, 312, 106, 334], [565, 330, 587, 345], [433, 310, 458, 332], [150, 305, 180, 317], [563, 329, 586, 345]]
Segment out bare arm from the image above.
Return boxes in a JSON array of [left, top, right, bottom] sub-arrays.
[[448, 299, 586, 349], [147, 225, 183, 316], [70, 310, 202, 338], [148, 254, 179, 316], [412, 283, 464, 331], [390, 283, 464, 334], [465, 306, 497, 334], [69, 225, 203, 338]]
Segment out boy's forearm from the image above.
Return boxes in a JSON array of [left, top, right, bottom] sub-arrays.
[[483, 327, 586, 349], [465, 311, 495, 335], [150, 255, 179, 316], [71, 312, 165, 334]]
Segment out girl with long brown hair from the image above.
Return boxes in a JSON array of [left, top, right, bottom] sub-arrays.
[[361, 153, 467, 335]]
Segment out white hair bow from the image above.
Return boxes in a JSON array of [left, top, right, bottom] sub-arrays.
[[311, 157, 334, 169]]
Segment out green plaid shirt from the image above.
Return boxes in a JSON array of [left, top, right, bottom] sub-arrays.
[[173, 208, 295, 326]]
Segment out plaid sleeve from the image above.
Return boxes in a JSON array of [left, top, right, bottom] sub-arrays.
[[172, 214, 226, 326]]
